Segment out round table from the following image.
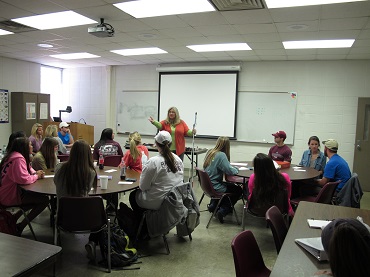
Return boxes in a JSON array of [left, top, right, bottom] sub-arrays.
[[235, 162, 320, 181], [21, 166, 140, 196]]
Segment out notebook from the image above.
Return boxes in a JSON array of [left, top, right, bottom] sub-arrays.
[[295, 237, 328, 261], [307, 219, 331, 229]]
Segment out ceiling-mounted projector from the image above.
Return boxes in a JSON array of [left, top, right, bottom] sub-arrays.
[[88, 18, 114, 38]]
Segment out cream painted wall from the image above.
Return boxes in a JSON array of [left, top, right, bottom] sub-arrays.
[[0, 57, 41, 148], [110, 61, 370, 171]]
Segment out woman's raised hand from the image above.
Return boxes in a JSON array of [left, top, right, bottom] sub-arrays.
[[148, 116, 154, 123]]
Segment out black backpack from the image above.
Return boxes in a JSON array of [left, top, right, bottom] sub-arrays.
[[0, 209, 17, 236], [116, 202, 139, 241], [99, 223, 139, 268]]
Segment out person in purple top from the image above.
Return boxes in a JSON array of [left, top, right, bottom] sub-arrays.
[[268, 131, 292, 162]]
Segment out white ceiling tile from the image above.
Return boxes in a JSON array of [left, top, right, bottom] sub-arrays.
[[269, 6, 320, 22], [194, 25, 238, 36], [139, 16, 189, 29], [179, 12, 229, 26], [234, 23, 276, 34], [221, 9, 272, 24], [275, 21, 319, 33], [320, 17, 368, 31]]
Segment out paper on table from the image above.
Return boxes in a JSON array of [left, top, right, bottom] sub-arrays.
[[238, 167, 249, 170], [307, 219, 331, 229], [44, 175, 54, 178], [230, 162, 248, 167], [294, 169, 306, 172], [118, 181, 133, 185], [295, 237, 328, 261], [105, 169, 117, 173]]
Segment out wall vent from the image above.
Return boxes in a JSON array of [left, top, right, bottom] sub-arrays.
[[210, 0, 265, 11], [0, 20, 37, 33]]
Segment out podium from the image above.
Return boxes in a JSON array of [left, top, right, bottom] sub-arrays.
[[42, 122, 94, 145]]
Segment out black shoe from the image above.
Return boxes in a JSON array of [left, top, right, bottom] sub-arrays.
[[85, 241, 96, 261], [207, 204, 215, 213], [216, 211, 224, 224]]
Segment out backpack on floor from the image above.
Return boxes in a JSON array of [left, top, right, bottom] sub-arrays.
[[116, 202, 139, 241], [0, 209, 17, 235], [99, 223, 138, 268]]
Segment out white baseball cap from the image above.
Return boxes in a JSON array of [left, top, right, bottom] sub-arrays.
[[59, 122, 69, 128], [154, 131, 172, 145]]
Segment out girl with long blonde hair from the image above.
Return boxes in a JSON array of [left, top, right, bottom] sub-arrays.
[[29, 123, 43, 153], [123, 131, 149, 172]]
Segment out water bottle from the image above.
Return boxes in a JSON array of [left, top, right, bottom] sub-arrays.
[[120, 157, 126, 180], [98, 150, 104, 169]]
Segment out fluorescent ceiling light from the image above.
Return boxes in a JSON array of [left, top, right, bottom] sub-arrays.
[[187, 43, 252, 52], [12, 11, 97, 30], [0, 29, 14, 35], [50, 53, 100, 60], [111, 47, 168, 56], [283, 39, 355, 49], [265, 0, 366, 9], [113, 0, 215, 18]]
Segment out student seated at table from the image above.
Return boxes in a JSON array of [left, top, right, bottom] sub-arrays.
[[248, 153, 294, 217], [320, 218, 370, 277], [29, 123, 43, 154], [44, 124, 67, 154], [299, 136, 326, 176], [203, 136, 242, 223], [123, 131, 149, 172], [53, 140, 98, 262], [93, 128, 123, 160], [58, 122, 74, 147], [32, 137, 59, 171], [268, 131, 292, 162], [0, 137, 49, 235], [129, 131, 184, 231]]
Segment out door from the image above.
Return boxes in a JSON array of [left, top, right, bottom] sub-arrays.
[[353, 97, 370, 191]]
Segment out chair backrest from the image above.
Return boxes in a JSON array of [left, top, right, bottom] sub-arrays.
[[104, 155, 122, 167], [196, 168, 220, 198], [57, 196, 107, 233], [57, 154, 69, 162], [315, 181, 340, 204], [336, 173, 363, 208], [231, 230, 271, 277], [265, 206, 288, 254], [248, 188, 288, 217]]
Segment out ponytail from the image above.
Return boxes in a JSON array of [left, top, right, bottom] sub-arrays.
[[157, 141, 177, 173]]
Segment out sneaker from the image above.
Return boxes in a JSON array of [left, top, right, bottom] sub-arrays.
[[216, 211, 224, 224], [85, 241, 96, 261]]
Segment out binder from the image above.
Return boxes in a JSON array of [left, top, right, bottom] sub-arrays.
[[295, 237, 328, 261]]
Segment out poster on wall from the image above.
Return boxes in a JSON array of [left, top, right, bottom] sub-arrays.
[[26, 102, 36, 119], [39, 103, 48, 119], [0, 89, 9, 123]]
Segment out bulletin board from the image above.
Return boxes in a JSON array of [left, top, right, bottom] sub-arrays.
[[236, 91, 297, 144], [0, 89, 9, 123]]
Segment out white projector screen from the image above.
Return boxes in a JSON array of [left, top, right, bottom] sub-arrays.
[[159, 72, 238, 138]]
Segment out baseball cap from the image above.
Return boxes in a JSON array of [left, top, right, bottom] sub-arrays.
[[321, 218, 370, 256], [154, 131, 172, 145], [323, 139, 338, 151], [272, 131, 287, 139], [59, 122, 70, 128]]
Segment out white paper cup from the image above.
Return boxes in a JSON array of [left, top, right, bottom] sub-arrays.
[[100, 175, 109, 189]]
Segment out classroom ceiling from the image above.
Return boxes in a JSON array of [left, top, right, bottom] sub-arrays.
[[0, 0, 369, 68]]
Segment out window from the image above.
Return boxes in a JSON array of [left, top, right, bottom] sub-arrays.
[[40, 65, 63, 119]]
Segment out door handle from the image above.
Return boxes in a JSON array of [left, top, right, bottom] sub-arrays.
[[356, 140, 361, 151]]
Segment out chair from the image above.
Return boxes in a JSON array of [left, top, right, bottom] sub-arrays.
[[104, 155, 122, 167], [196, 168, 240, 228], [57, 154, 69, 162], [335, 173, 363, 208], [54, 196, 111, 273], [265, 206, 288, 254], [0, 204, 37, 240], [135, 182, 195, 254], [243, 189, 288, 230], [290, 181, 340, 207], [225, 174, 246, 185], [231, 230, 271, 277]]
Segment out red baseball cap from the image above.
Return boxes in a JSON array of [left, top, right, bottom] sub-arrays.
[[272, 131, 287, 139]]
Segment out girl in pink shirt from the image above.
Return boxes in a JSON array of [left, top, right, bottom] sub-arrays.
[[0, 137, 49, 234]]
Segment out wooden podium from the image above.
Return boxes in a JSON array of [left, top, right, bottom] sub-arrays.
[[42, 122, 94, 145]]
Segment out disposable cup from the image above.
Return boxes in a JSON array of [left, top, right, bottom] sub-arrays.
[[100, 175, 109, 189]]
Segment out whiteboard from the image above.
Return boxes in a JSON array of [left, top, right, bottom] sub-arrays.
[[116, 91, 158, 135], [236, 91, 297, 144], [159, 72, 238, 138]]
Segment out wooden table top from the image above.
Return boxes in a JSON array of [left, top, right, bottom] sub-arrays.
[[0, 232, 61, 277], [235, 161, 320, 181], [21, 166, 140, 196], [270, 201, 370, 276], [125, 144, 208, 155]]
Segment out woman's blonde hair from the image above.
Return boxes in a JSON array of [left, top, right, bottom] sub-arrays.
[[165, 107, 181, 125], [31, 123, 43, 138], [44, 124, 58, 138], [203, 136, 231, 168], [129, 131, 141, 160]]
